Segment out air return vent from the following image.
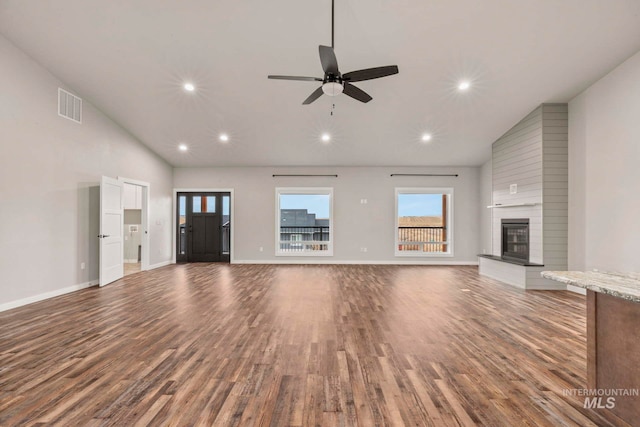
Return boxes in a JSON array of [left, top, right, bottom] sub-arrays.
[[58, 88, 82, 123]]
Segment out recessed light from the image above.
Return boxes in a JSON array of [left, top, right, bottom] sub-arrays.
[[458, 80, 471, 91], [183, 82, 195, 92], [421, 133, 432, 142], [219, 133, 229, 142], [178, 144, 188, 152], [321, 133, 331, 143]]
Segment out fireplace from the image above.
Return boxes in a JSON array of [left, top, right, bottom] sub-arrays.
[[501, 218, 529, 263]]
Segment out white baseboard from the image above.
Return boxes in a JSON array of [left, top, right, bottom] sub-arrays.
[[232, 259, 478, 266], [567, 284, 587, 295], [1, 259, 173, 313], [0, 280, 98, 313], [124, 259, 140, 264], [147, 260, 172, 270]]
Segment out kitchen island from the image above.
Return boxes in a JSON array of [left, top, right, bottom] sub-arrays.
[[541, 271, 640, 426]]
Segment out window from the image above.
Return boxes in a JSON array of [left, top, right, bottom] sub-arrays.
[[276, 188, 333, 256], [178, 195, 187, 256], [222, 194, 230, 255], [192, 196, 216, 213], [395, 188, 453, 256]]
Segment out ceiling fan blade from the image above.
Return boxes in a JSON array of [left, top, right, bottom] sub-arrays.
[[319, 45, 339, 75], [343, 65, 399, 82], [302, 87, 324, 105], [343, 83, 372, 103], [268, 75, 323, 81]]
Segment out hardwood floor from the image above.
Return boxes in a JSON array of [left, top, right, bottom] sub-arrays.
[[124, 262, 142, 276], [0, 264, 624, 426]]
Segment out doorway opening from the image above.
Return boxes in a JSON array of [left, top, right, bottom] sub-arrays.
[[176, 192, 231, 263], [99, 176, 149, 287], [122, 182, 145, 276]]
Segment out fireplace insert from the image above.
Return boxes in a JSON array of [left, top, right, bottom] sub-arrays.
[[501, 218, 529, 263]]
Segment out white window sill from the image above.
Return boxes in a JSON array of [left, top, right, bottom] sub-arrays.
[[395, 251, 454, 257], [276, 251, 334, 257]]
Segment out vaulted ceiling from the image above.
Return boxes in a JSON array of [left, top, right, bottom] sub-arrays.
[[2, 0, 640, 167]]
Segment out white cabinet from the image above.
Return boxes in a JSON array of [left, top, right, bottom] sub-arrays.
[[123, 183, 142, 209]]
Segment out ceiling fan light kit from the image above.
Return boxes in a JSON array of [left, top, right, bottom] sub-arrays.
[[268, 0, 399, 104], [322, 82, 343, 96]]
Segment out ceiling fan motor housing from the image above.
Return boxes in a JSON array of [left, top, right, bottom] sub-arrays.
[[322, 74, 344, 96]]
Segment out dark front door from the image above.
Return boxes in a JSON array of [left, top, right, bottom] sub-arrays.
[[177, 192, 231, 263]]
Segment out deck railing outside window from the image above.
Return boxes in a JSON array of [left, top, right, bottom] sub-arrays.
[[398, 226, 447, 252], [222, 223, 230, 254], [279, 226, 330, 252]]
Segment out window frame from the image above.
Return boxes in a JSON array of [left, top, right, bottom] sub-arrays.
[[395, 187, 454, 257], [275, 187, 334, 256]]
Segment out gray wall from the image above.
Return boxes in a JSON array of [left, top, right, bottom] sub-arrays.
[[124, 209, 142, 262], [541, 105, 569, 273], [479, 159, 493, 254], [174, 166, 482, 263], [124, 209, 143, 225], [568, 49, 640, 272], [0, 34, 173, 308]]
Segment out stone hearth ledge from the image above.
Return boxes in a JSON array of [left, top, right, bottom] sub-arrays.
[[541, 271, 640, 303]]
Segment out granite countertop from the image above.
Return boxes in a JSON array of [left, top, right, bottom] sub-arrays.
[[541, 271, 640, 303]]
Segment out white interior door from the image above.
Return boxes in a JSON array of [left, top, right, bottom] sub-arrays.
[[100, 176, 124, 286]]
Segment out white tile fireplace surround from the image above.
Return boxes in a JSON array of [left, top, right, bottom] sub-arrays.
[[479, 210, 564, 289], [479, 208, 562, 290], [479, 104, 568, 290]]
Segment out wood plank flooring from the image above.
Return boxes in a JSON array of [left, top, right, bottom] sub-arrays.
[[0, 264, 626, 426], [124, 262, 142, 276]]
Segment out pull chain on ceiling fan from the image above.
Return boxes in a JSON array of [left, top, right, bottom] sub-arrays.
[[268, 0, 399, 104]]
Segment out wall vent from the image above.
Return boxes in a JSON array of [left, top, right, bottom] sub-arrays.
[[58, 88, 82, 123]]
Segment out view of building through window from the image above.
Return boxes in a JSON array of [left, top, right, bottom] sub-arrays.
[[277, 191, 332, 254]]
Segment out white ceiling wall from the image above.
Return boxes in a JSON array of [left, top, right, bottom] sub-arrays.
[[1, 0, 639, 167]]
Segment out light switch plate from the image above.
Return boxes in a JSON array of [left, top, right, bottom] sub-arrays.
[[510, 184, 517, 194]]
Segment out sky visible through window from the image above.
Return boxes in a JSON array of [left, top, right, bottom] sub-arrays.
[[223, 196, 229, 215], [398, 193, 443, 217], [280, 194, 330, 218]]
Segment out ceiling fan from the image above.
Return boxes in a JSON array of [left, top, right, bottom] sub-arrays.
[[268, 0, 399, 104]]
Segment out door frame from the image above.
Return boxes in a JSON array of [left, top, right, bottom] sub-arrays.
[[118, 177, 151, 271], [172, 188, 235, 264]]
